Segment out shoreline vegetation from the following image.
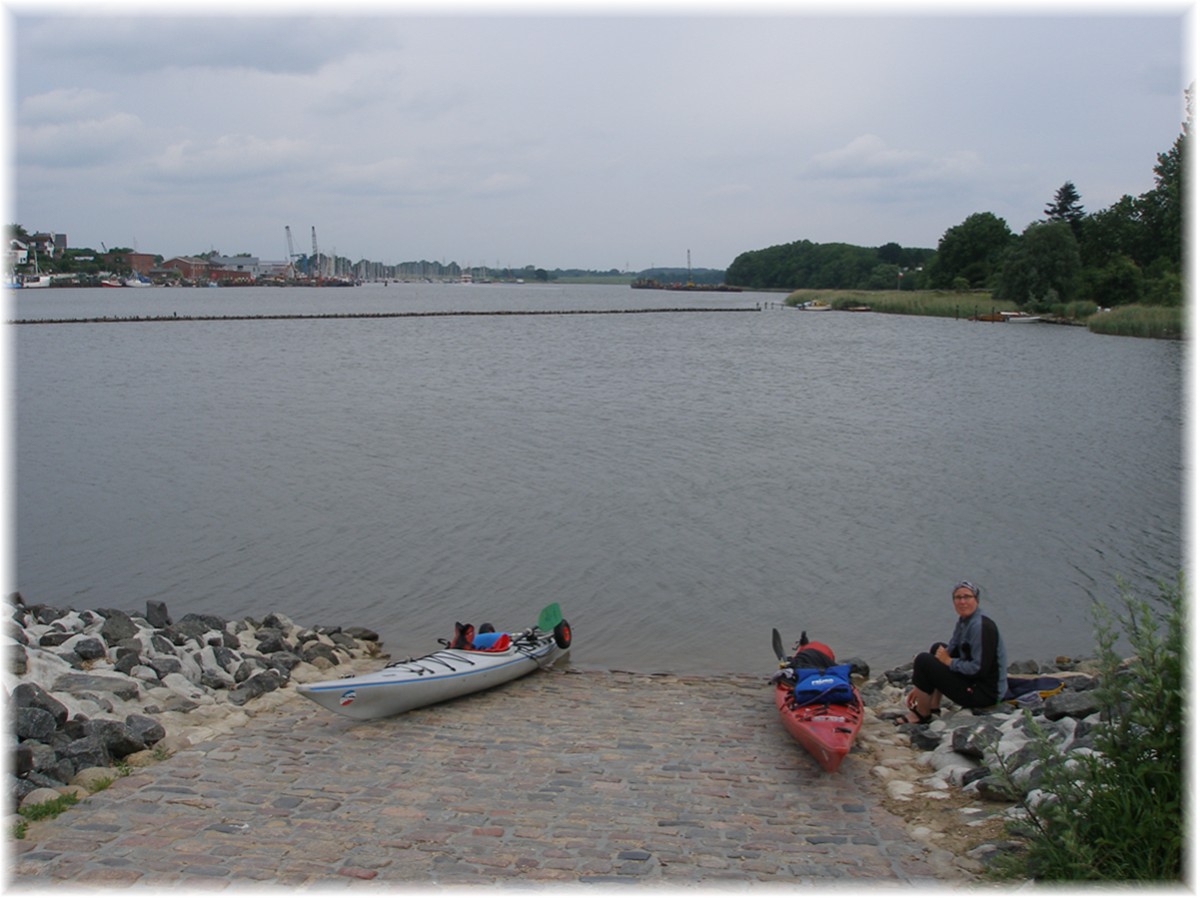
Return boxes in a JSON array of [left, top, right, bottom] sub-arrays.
[[508, 278, 1183, 339], [777, 288, 1183, 340]]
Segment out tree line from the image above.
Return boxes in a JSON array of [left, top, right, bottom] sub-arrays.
[[725, 241, 934, 292], [727, 87, 1189, 310]]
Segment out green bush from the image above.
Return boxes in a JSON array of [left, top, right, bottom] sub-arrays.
[[991, 575, 1185, 883], [1059, 300, 1100, 321]]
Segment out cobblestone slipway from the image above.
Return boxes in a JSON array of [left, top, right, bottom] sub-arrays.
[[10, 663, 997, 890]]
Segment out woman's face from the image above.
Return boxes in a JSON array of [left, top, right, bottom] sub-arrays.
[[952, 587, 979, 618]]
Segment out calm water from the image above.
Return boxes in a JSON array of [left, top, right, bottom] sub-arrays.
[[10, 284, 1184, 675]]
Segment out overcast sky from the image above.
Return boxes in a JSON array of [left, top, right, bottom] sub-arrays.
[[6, 3, 1192, 272]]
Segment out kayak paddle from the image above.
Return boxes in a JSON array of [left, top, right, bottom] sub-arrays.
[[537, 603, 564, 633], [772, 628, 787, 665]]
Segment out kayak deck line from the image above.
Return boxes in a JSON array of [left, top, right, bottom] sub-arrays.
[[383, 649, 480, 675]]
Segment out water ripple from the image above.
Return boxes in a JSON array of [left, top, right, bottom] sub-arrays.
[[13, 286, 1183, 673]]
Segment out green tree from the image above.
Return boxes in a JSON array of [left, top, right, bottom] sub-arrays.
[[726, 239, 931, 290], [865, 263, 900, 290], [876, 242, 905, 265], [1090, 255, 1143, 308], [996, 221, 1081, 308], [926, 212, 1014, 289], [1044, 181, 1085, 239], [1078, 195, 1146, 269], [1140, 87, 1189, 269]]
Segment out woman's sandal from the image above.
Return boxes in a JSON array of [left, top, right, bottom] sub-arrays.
[[894, 709, 935, 726], [904, 693, 941, 718]]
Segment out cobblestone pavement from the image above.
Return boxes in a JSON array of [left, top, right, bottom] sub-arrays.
[[10, 668, 965, 889]]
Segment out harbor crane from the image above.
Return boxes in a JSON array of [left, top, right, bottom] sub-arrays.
[[284, 226, 297, 280]]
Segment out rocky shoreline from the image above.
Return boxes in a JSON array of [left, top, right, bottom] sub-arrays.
[[855, 656, 1104, 872], [6, 594, 387, 812], [7, 595, 1108, 877]]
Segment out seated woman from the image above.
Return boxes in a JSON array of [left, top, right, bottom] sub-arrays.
[[896, 581, 1008, 725]]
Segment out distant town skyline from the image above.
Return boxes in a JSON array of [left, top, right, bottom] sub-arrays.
[[10, 8, 1190, 272], [9, 224, 728, 279]]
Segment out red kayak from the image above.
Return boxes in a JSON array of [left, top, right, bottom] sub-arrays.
[[772, 630, 863, 773]]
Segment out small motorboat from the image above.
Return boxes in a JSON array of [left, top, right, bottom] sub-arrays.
[[297, 604, 571, 720], [771, 629, 863, 773]]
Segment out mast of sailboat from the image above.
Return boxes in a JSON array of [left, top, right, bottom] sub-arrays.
[[311, 226, 321, 286], [687, 248, 692, 286]]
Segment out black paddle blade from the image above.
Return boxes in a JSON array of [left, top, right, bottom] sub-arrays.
[[771, 628, 786, 662]]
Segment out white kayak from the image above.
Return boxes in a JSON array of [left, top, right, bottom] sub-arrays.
[[296, 605, 572, 720]]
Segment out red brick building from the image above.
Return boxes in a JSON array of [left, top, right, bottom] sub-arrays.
[[104, 251, 157, 276], [209, 267, 255, 285], [160, 256, 210, 282]]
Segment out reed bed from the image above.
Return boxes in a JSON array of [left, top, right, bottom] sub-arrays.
[[1086, 304, 1183, 339], [785, 290, 1009, 319], [783, 290, 1183, 339]]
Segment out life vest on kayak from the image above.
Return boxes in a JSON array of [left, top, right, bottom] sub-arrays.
[[471, 632, 511, 652]]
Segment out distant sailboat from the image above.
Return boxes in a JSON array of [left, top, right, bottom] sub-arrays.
[[22, 248, 51, 288]]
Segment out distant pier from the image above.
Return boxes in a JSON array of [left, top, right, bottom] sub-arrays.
[[10, 307, 758, 325]]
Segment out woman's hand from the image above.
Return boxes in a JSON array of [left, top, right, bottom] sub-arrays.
[[935, 645, 952, 665]]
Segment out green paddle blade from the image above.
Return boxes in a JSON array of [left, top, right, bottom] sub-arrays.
[[772, 628, 786, 662], [537, 603, 564, 632]]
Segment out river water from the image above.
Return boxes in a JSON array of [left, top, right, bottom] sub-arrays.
[[9, 283, 1184, 675]]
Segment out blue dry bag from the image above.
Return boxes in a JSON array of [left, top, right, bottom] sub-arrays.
[[793, 664, 855, 706]]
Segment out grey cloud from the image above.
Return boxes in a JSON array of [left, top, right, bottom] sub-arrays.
[[16, 15, 400, 77]]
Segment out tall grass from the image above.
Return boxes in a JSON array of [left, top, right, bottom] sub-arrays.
[[783, 290, 1182, 338], [989, 575, 1185, 883], [1087, 304, 1183, 339], [785, 289, 1013, 319]]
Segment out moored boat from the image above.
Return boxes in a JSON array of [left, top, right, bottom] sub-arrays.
[[770, 629, 863, 772], [974, 311, 1041, 323], [296, 604, 572, 720]]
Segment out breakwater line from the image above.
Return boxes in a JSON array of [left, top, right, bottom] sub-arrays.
[[9, 307, 758, 326]]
